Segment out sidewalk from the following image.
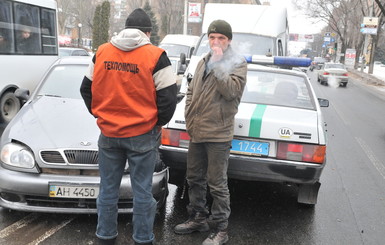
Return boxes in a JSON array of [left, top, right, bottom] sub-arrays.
[[348, 66, 385, 89]]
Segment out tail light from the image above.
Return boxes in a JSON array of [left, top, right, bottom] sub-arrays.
[[342, 73, 348, 76], [161, 128, 190, 148], [277, 142, 326, 164], [323, 72, 329, 75]]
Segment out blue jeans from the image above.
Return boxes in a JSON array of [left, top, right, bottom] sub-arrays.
[[96, 127, 159, 243], [186, 141, 232, 230]]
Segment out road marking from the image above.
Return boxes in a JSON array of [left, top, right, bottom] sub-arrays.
[[0, 213, 39, 238], [356, 137, 385, 180], [330, 102, 350, 125], [26, 217, 75, 245]]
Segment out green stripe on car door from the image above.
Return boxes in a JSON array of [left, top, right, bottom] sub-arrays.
[[249, 104, 267, 137]]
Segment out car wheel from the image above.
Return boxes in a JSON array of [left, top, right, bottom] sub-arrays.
[[0, 91, 21, 124]]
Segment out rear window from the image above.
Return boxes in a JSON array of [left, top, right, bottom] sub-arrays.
[[241, 70, 315, 110], [314, 57, 326, 63], [325, 63, 345, 69]]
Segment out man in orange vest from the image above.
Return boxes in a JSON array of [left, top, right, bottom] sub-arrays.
[[80, 8, 177, 245]]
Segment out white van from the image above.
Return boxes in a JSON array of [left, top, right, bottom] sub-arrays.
[[179, 3, 289, 95], [159, 34, 199, 59]]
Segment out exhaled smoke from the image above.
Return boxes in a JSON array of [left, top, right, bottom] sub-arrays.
[[207, 45, 245, 81]]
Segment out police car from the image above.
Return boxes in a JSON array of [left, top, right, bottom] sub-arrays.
[[160, 56, 329, 205]]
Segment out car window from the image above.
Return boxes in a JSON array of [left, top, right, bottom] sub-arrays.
[[58, 49, 71, 57], [314, 57, 325, 63], [325, 63, 345, 69], [37, 64, 87, 99], [72, 50, 89, 56], [159, 44, 190, 57], [241, 70, 315, 110]]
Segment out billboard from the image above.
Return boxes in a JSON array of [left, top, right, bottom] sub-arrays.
[[289, 34, 314, 42], [360, 17, 378, 35], [188, 3, 202, 23]]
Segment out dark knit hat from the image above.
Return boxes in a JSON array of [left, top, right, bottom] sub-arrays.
[[125, 8, 152, 33], [207, 20, 232, 40]]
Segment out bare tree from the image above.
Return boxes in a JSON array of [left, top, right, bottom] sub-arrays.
[[127, 0, 146, 10], [156, 0, 184, 37], [56, 0, 98, 39], [293, 0, 372, 64]]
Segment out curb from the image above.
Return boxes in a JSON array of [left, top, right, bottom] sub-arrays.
[[348, 68, 385, 86]]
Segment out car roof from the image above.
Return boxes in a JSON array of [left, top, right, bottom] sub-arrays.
[[59, 47, 88, 51], [53, 56, 92, 65]]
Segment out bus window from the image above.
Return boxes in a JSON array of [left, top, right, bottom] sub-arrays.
[[0, 0, 14, 54], [14, 2, 41, 54], [41, 8, 57, 54]]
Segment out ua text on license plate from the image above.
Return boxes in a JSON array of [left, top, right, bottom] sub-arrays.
[[231, 139, 269, 156], [49, 183, 99, 199]]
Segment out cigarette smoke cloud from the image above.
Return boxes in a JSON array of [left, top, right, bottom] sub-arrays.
[[207, 45, 246, 81]]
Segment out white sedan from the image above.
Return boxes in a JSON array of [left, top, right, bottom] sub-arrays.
[[317, 62, 349, 87], [160, 56, 329, 205]]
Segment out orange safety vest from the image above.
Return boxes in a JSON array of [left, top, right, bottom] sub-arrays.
[[92, 43, 164, 137]]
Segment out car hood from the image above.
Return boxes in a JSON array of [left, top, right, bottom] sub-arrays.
[[2, 96, 100, 151], [167, 99, 320, 144]]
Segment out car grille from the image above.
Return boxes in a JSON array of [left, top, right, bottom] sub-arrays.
[[25, 195, 133, 210], [40, 150, 98, 165]]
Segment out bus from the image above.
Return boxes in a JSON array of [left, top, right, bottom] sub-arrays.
[[0, 0, 58, 123]]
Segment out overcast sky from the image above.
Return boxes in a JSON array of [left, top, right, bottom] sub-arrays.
[[268, 0, 326, 34]]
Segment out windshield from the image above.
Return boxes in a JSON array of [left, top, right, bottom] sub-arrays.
[[241, 70, 315, 110], [195, 33, 275, 57], [37, 64, 88, 99], [159, 44, 190, 57]]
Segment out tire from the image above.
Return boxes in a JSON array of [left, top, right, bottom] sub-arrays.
[[0, 91, 21, 124]]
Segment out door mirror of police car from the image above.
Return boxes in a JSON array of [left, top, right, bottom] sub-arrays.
[[318, 98, 329, 107], [14, 88, 30, 103]]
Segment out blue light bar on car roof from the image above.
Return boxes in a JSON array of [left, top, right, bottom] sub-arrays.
[[244, 55, 312, 67]]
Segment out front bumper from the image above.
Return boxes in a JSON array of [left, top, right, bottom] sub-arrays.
[[160, 145, 324, 184], [0, 165, 168, 214]]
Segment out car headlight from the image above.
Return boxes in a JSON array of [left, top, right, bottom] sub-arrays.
[[0, 143, 35, 168]]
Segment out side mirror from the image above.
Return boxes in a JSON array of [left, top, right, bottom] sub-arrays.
[[318, 98, 329, 107], [189, 47, 195, 58], [180, 53, 186, 65], [14, 88, 30, 103]]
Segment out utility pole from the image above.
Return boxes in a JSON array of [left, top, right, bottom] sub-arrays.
[[183, 0, 188, 35], [368, 0, 375, 74]]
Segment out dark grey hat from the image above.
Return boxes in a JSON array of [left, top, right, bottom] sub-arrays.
[[207, 20, 232, 40], [125, 8, 152, 33]]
